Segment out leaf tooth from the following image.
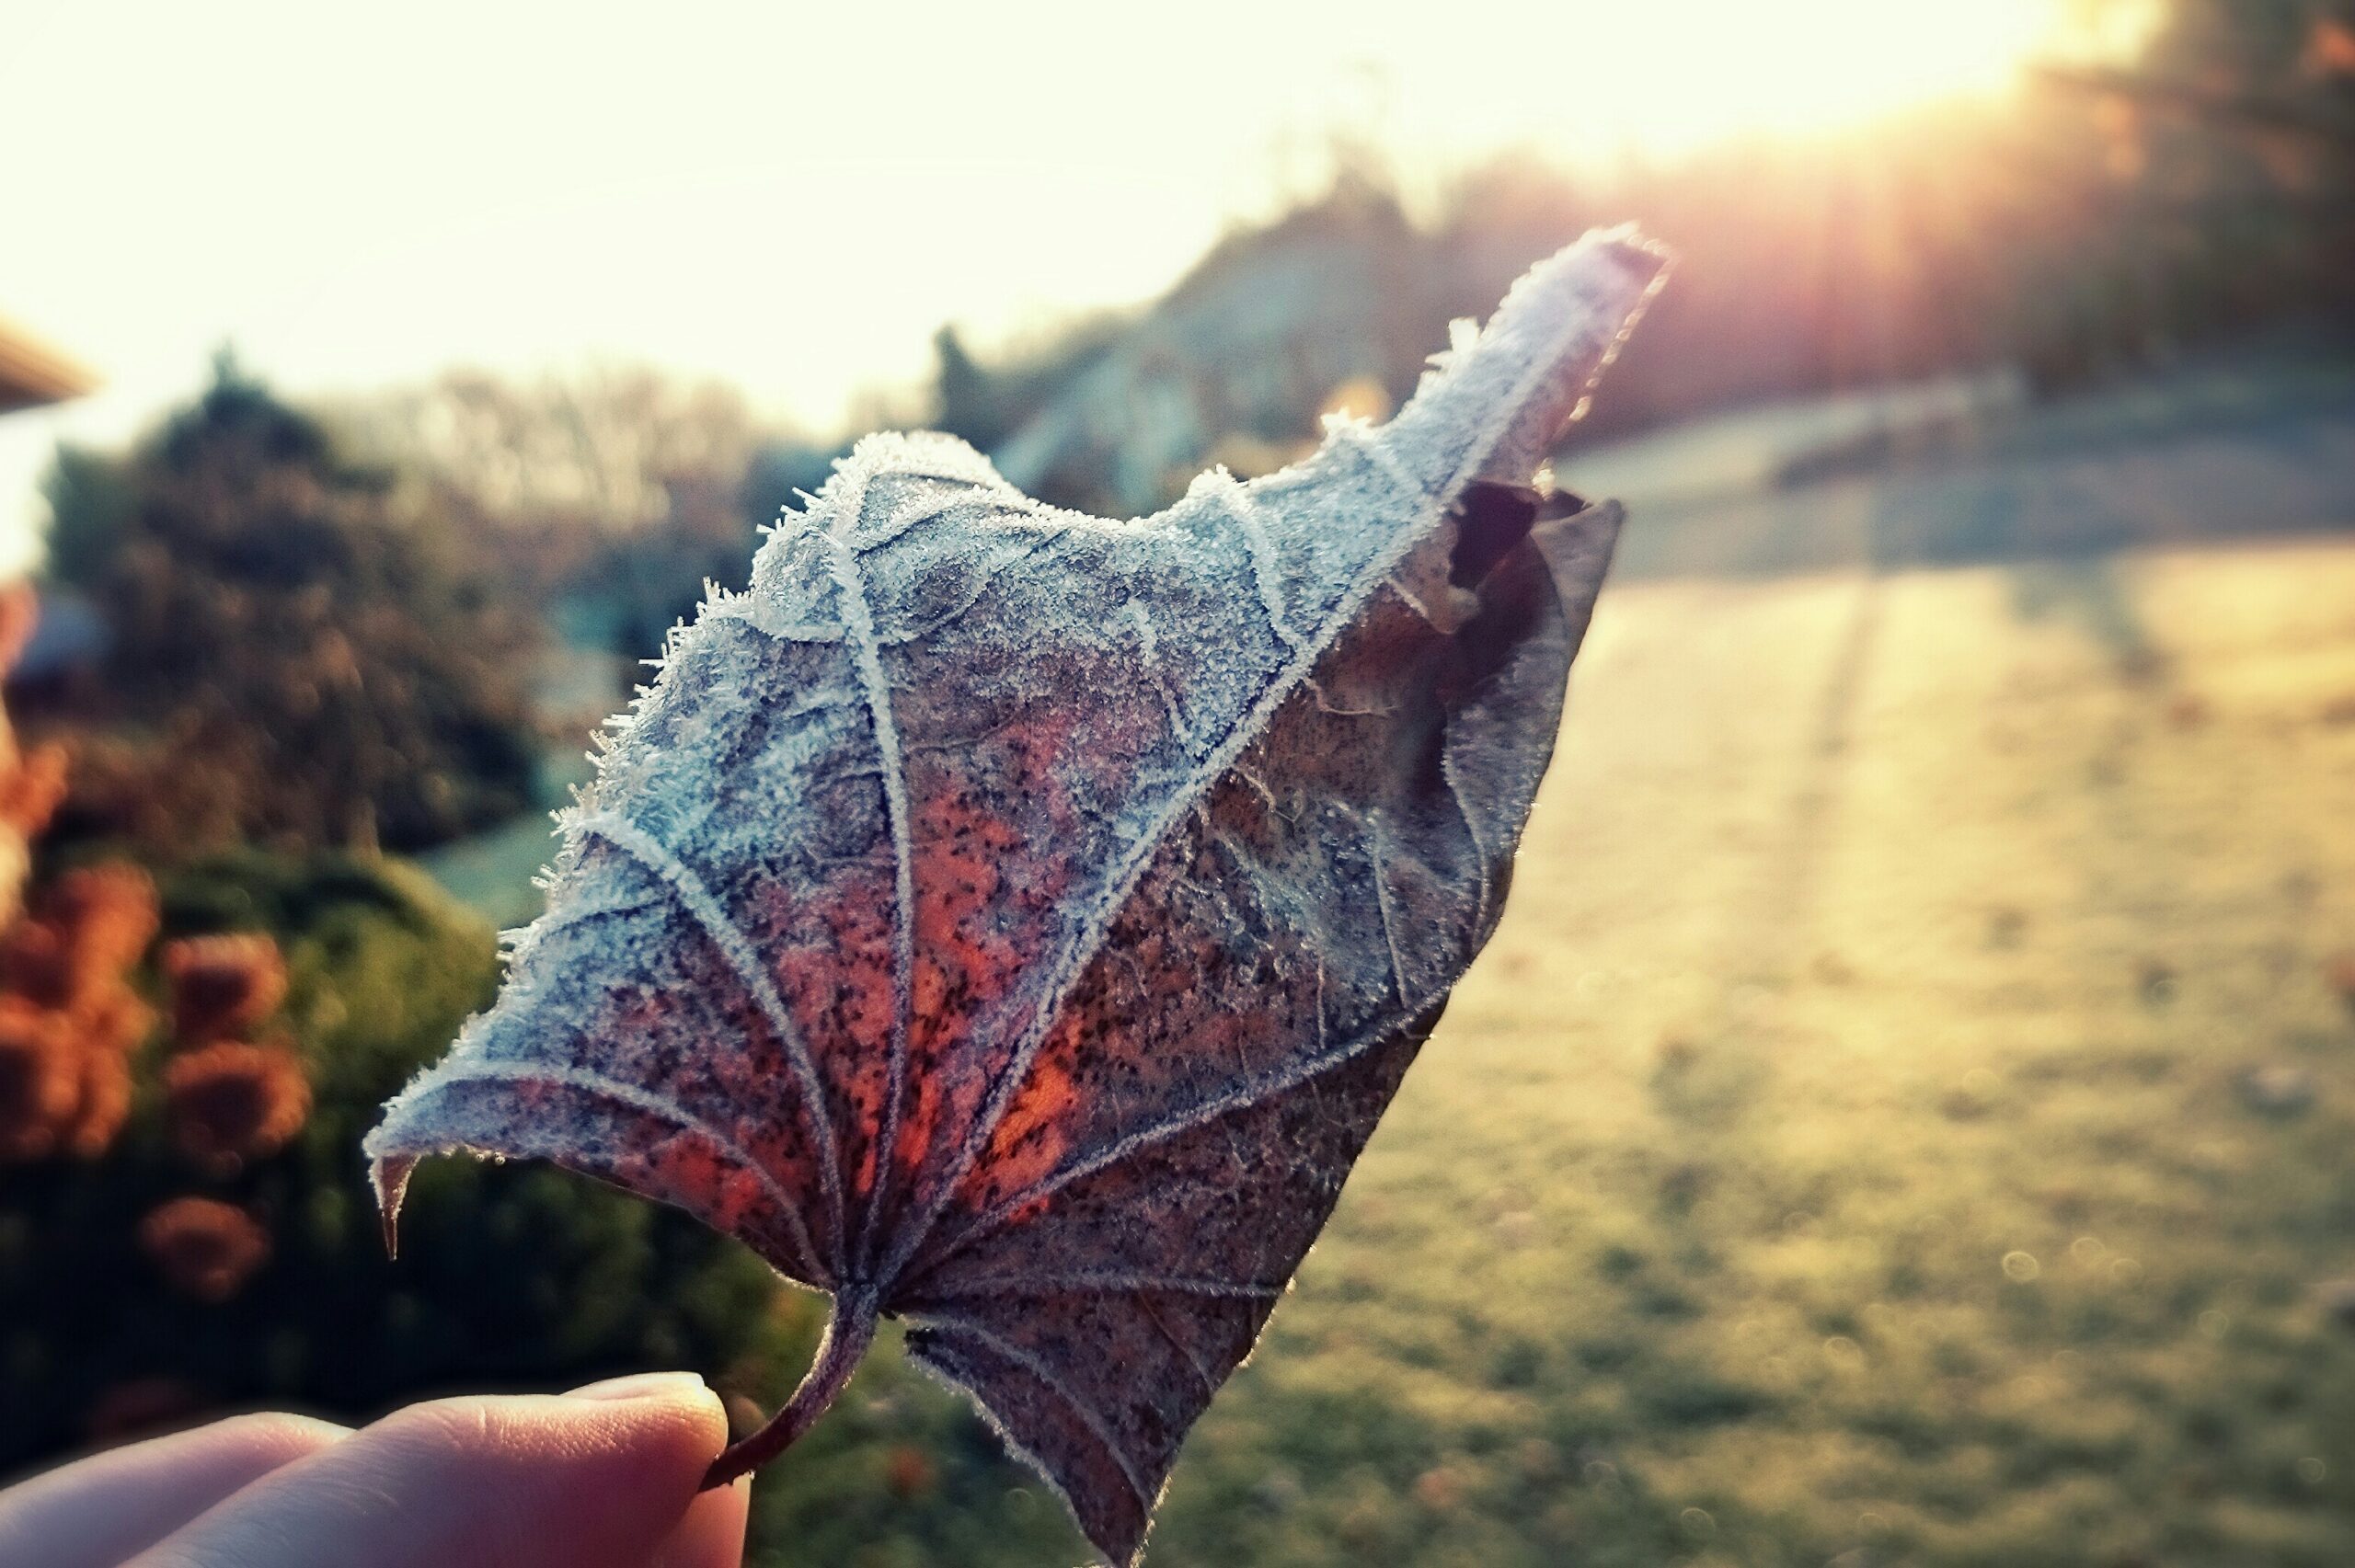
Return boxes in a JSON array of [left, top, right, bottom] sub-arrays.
[[1385, 228, 1671, 497], [371, 1153, 417, 1257], [373, 1061, 828, 1286]]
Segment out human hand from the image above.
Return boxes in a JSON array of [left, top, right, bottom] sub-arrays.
[[0, 1373, 749, 1568]]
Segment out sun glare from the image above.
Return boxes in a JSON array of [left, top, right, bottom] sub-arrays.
[[1371, 0, 2076, 161], [0, 0, 2136, 568], [1621, 1, 2056, 146]]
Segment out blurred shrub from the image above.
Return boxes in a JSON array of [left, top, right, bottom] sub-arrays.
[[0, 582, 68, 926], [36, 355, 539, 855], [0, 839, 783, 1470]]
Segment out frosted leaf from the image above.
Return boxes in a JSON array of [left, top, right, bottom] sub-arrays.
[[365, 229, 1669, 1566]]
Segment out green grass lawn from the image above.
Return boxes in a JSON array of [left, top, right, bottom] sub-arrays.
[[732, 537, 2355, 1567]]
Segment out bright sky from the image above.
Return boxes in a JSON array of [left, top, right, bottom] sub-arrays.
[[0, 0, 2094, 570]]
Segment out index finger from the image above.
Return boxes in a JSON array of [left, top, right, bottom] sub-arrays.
[[125, 1375, 741, 1568]]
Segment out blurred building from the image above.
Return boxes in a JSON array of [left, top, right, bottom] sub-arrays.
[[0, 312, 94, 417], [993, 185, 1437, 515], [0, 315, 102, 685]]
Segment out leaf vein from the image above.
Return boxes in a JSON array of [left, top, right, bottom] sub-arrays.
[[883, 281, 1595, 1288], [922, 1010, 1411, 1266], [904, 1313, 1154, 1509], [1367, 811, 1412, 1006], [701, 594, 845, 645], [1226, 480, 1306, 655], [410, 1059, 825, 1284], [826, 511, 917, 1280], [575, 809, 847, 1273], [919, 1271, 1282, 1300], [1135, 1291, 1220, 1400]]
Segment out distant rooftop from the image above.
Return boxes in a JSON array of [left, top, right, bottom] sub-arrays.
[[0, 314, 96, 414]]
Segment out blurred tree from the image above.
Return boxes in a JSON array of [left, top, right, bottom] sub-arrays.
[[742, 436, 850, 524], [36, 446, 134, 596], [930, 325, 1008, 452], [2022, 0, 2355, 382], [339, 364, 805, 673], [385, 366, 747, 520], [925, 315, 1125, 460], [38, 354, 538, 855]]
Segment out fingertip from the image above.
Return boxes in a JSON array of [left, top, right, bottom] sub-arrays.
[[392, 1381, 730, 1562], [563, 1371, 713, 1403], [378, 1378, 726, 1496], [553, 1371, 729, 1480], [562, 1371, 726, 1431]]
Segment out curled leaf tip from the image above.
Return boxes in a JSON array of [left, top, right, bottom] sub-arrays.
[[370, 1154, 415, 1260]]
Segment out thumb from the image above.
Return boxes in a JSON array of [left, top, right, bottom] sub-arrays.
[[127, 1373, 748, 1568]]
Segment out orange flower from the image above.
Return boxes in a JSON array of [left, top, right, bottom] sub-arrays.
[[883, 1444, 936, 1500], [2, 865, 162, 1014], [139, 1196, 271, 1303], [2326, 950, 2355, 1016], [1, 921, 75, 1011], [62, 1045, 133, 1159], [0, 991, 139, 1161], [164, 1039, 311, 1173], [0, 741, 69, 841], [0, 582, 38, 678], [46, 864, 161, 982], [0, 1000, 74, 1162], [163, 933, 289, 1043], [75, 983, 155, 1059], [2309, 17, 2355, 78]]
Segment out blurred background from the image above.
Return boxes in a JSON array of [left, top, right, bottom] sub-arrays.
[[4, 1, 2354, 1562]]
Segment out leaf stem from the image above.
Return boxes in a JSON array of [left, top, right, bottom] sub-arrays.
[[699, 1285, 879, 1491]]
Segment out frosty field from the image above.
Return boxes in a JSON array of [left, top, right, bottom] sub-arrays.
[[726, 526, 2355, 1567]]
